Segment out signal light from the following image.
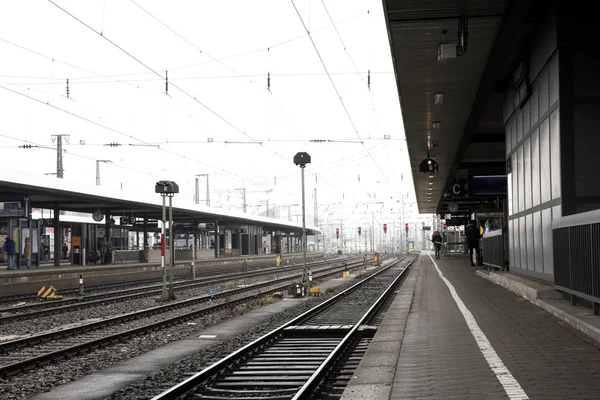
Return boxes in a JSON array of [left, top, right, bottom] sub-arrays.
[[383, 223, 387, 234], [336, 228, 339, 239], [358, 227, 362, 236], [405, 223, 409, 231]]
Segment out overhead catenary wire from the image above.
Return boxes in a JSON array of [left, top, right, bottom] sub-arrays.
[[0, 131, 163, 180], [4, 2, 403, 207], [0, 84, 252, 183], [47, 0, 354, 196], [289, 0, 397, 194]]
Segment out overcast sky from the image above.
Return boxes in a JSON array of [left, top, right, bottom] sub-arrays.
[[0, 0, 430, 235]]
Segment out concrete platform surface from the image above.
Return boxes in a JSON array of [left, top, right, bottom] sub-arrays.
[[342, 253, 600, 400]]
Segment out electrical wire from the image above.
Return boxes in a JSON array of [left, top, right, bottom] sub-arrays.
[[289, 0, 397, 193], [0, 71, 395, 87], [0, 83, 252, 182], [0, 131, 163, 179], [320, 1, 383, 139], [46, 0, 354, 195]]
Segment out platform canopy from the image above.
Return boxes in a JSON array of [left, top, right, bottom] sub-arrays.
[[383, 0, 535, 214], [0, 169, 320, 235]]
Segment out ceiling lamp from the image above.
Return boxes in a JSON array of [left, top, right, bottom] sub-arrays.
[[434, 93, 444, 105], [419, 152, 439, 173]]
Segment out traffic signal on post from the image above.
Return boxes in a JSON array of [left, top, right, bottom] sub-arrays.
[[336, 228, 339, 239], [358, 227, 362, 236], [405, 223, 409, 232], [383, 223, 387, 234]]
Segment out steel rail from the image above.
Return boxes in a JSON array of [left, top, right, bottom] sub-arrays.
[[0, 259, 372, 378], [0, 257, 359, 322], [150, 256, 410, 399], [0, 256, 340, 307]]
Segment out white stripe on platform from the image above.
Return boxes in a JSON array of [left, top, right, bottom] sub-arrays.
[[427, 252, 529, 400]]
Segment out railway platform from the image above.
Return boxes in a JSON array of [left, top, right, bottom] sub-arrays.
[[341, 253, 600, 399]]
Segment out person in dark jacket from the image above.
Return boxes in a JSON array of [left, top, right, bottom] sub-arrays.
[[4, 237, 17, 270], [431, 230, 443, 259], [465, 220, 481, 266]]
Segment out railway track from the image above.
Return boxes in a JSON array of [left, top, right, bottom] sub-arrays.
[[0, 256, 358, 321], [0, 256, 377, 379], [0, 256, 341, 307], [151, 255, 414, 400]]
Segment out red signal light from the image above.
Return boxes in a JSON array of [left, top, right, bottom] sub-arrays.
[[336, 228, 339, 239], [405, 223, 409, 231], [358, 227, 362, 236], [383, 223, 387, 234]]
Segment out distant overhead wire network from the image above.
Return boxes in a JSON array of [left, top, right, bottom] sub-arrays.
[[0, 131, 164, 180], [3, 1, 397, 199], [47, 0, 352, 195], [0, 38, 253, 183], [126, 0, 365, 197], [46, 0, 344, 197]]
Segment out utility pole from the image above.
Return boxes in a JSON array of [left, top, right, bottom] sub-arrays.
[[51, 134, 70, 178], [371, 214, 375, 252], [195, 174, 210, 206], [96, 160, 112, 186], [313, 188, 318, 251], [236, 188, 247, 213], [313, 188, 318, 226], [339, 219, 344, 253]]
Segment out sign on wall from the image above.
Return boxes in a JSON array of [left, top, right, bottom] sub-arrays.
[[0, 202, 25, 218], [225, 230, 232, 254]]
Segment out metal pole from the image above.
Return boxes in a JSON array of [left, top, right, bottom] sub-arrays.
[[206, 175, 210, 206], [169, 195, 175, 299], [195, 177, 199, 204], [161, 195, 168, 301], [192, 230, 196, 280], [57, 135, 63, 178], [301, 166, 310, 295], [96, 160, 101, 186]]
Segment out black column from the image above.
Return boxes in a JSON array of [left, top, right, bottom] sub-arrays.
[[53, 205, 60, 267], [143, 215, 149, 249], [105, 210, 111, 263], [214, 220, 219, 258]]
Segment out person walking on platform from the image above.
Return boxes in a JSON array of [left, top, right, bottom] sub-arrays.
[[4, 237, 16, 270], [431, 230, 443, 260], [23, 237, 31, 269], [466, 220, 481, 267]]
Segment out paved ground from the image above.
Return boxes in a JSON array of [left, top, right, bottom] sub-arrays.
[[397, 253, 600, 399]]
